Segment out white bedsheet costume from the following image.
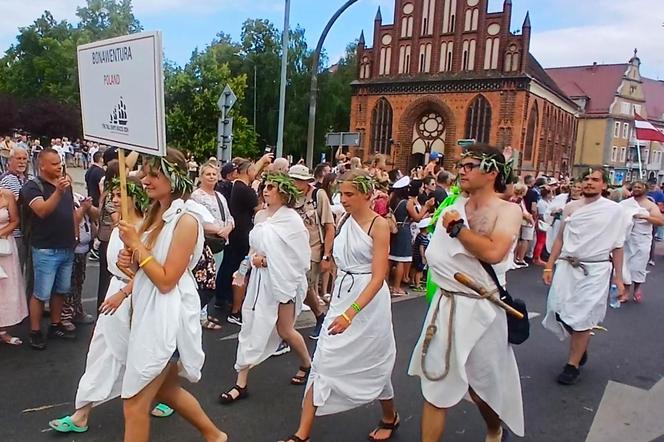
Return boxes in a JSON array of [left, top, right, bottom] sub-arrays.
[[306, 216, 396, 416], [408, 197, 524, 437], [234, 206, 310, 371], [545, 193, 569, 253], [542, 198, 629, 340], [122, 199, 213, 398], [74, 228, 131, 409], [619, 198, 652, 285]]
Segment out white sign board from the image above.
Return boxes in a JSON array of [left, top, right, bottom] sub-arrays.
[[77, 31, 166, 156]]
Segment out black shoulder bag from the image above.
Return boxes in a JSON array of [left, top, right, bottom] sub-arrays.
[[204, 192, 227, 254], [480, 261, 530, 345]]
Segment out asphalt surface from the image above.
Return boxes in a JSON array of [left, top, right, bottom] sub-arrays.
[[2, 245, 664, 442]]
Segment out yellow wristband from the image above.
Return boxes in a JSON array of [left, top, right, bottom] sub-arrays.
[[139, 255, 154, 268], [543, 269, 553, 273], [341, 313, 352, 324]]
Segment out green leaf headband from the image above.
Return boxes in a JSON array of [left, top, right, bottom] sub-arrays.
[[264, 172, 303, 202], [345, 175, 376, 194], [108, 177, 151, 213], [144, 156, 194, 196], [460, 151, 514, 184]]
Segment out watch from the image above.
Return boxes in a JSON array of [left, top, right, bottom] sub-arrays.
[[322, 255, 331, 262], [448, 219, 466, 238]]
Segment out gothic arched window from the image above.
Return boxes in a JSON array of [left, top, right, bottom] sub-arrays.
[[465, 95, 492, 143], [371, 98, 393, 155], [524, 103, 539, 161]]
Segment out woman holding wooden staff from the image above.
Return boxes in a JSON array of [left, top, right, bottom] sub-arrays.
[[116, 148, 227, 442], [48, 176, 176, 433], [280, 169, 399, 442]]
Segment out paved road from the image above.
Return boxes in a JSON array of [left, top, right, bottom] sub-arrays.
[[2, 247, 664, 442]]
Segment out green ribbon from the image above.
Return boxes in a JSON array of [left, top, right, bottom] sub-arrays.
[[425, 185, 461, 304]]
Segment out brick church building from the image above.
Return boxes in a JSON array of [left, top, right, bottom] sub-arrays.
[[350, 0, 578, 176]]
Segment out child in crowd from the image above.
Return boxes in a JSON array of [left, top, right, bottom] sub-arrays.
[[410, 218, 431, 291]]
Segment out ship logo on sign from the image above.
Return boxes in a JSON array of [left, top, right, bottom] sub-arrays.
[[103, 97, 129, 134]]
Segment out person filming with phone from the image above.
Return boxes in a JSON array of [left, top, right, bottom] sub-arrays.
[[19, 148, 78, 350]]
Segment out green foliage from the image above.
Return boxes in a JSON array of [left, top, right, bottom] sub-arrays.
[[0, 1, 358, 162]]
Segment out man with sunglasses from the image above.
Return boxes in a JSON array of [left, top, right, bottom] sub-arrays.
[[409, 144, 524, 441]]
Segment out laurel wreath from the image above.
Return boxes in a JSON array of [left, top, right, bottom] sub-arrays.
[[460, 151, 515, 184], [144, 156, 194, 196], [264, 172, 303, 203], [108, 177, 151, 213], [348, 175, 376, 194]]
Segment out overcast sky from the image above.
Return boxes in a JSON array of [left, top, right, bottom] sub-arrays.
[[0, 0, 662, 79]]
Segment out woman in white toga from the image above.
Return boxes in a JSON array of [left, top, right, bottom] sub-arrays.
[[281, 169, 399, 442], [116, 149, 227, 442]]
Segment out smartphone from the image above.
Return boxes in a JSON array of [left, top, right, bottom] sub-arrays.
[[61, 161, 67, 177], [264, 146, 273, 154]]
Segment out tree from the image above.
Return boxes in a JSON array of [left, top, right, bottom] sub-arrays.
[[76, 0, 142, 41], [164, 47, 258, 161], [0, 0, 142, 139]]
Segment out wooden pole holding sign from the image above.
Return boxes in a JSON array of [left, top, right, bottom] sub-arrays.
[[117, 148, 135, 279], [118, 148, 130, 220]]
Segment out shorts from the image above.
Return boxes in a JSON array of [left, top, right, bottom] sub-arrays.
[[32, 248, 74, 301], [307, 261, 321, 294], [413, 256, 427, 272], [520, 225, 535, 241]]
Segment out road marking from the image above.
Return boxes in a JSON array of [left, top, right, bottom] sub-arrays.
[[22, 402, 70, 414], [586, 378, 664, 441]]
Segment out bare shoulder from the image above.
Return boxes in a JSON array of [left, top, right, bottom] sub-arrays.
[[370, 214, 389, 232], [175, 212, 199, 232], [496, 198, 522, 220]]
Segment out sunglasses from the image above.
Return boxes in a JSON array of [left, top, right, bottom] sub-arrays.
[[455, 161, 481, 173]]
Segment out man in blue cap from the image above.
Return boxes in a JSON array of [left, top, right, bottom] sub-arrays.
[[424, 151, 443, 177]]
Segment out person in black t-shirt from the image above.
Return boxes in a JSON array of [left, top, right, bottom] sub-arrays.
[[84, 152, 105, 207], [20, 149, 77, 349], [216, 154, 272, 325]]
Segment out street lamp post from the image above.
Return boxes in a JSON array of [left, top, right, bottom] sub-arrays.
[[276, 0, 291, 158], [305, 0, 360, 169]]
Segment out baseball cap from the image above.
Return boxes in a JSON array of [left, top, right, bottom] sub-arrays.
[[429, 151, 442, 161], [288, 164, 314, 181], [221, 162, 237, 178]]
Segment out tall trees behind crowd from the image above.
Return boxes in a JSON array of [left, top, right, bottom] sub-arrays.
[[0, 0, 356, 160]]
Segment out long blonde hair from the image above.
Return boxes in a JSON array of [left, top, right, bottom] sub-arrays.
[[139, 148, 190, 249]]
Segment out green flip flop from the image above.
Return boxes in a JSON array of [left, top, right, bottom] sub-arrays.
[[48, 415, 89, 433], [150, 403, 174, 418]]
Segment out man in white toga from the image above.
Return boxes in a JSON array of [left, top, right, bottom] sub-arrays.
[[409, 144, 524, 441], [543, 167, 629, 385]]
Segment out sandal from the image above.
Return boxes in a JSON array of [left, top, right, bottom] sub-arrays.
[[390, 289, 407, 297], [633, 289, 643, 303], [0, 332, 22, 346], [290, 366, 311, 386], [219, 385, 248, 405], [48, 415, 89, 433], [201, 316, 223, 330], [150, 403, 174, 417], [368, 412, 400, 441], [279, 435, 310, 442]]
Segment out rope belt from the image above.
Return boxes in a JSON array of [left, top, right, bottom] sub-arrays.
[[336, 269, 372, 298], [560, 256, 611, 276], [420, 288, 493, 382]]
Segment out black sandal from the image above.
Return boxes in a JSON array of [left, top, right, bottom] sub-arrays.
[[218, 385, 248, 405], [368, 412, 400, 441], [280, 435, 310, 442], [290, 366, 311, 386]]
